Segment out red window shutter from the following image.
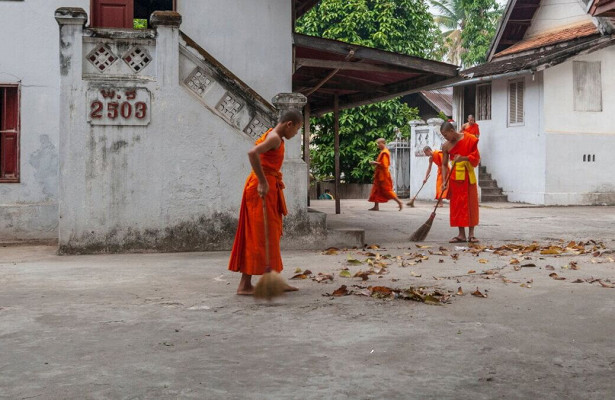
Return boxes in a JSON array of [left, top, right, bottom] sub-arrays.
[[0, 86, 19, 181], [92, 0, 134, 28]]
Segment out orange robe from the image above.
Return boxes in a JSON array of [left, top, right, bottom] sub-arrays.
[[431, 150, 449, 200], [447, 133, 480, 228], [228, 129, 288, 275], [464, 123, 480, 138], [368, 148, 396, 203]]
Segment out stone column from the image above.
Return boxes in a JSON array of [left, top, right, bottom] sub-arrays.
[[272, 93, 308, 214], [151, 11, 182, 88], [55, 8, 87, 248], [272, 92, 308, 161]]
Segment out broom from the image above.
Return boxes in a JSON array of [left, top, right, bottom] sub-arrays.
[[254, 196, 287, 300], [409, 162, 456, 242], [406, 173, 430, 207]]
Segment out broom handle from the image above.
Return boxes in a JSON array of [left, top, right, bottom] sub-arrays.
[[432, 161, 456, 214], [262, 196, 271, 270], [411, 173, 430, 202]]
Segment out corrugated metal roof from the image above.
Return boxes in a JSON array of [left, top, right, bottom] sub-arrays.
[[494, 22, 599, 57], [420, 88, 452, 116]]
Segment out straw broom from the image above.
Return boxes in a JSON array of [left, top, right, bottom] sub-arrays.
[[406, 173, 430, 208], [409, 162, 455, 242], [254, 196, 286, 300]]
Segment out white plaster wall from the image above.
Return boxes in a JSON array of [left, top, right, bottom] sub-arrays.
[[543, 47, 615, 205], [524, 0, 593, 38], [465, 73, 547, 204], [178, 0, 292, 102], [0, 0, 88, 240]]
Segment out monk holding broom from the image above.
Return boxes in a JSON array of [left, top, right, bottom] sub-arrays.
[[440, 121, 480, 243], [422, 146, 448, 206], [228, 110, 303, 295], [368, 138, 403, 211]]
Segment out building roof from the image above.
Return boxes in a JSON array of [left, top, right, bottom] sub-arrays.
[[488, 0, 543, 61], [494, 22, 599, 57], [292, 33, 458, 115], [461, 34, 614, 78], [420, 88, 452, 116]]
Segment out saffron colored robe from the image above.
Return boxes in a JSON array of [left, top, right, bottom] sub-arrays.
[[464, 123, 480, 138], [431, 150, 449, 200], [228, 129, 288, 275], [368, 148, 396, 203], [447, 132, 480, 228]]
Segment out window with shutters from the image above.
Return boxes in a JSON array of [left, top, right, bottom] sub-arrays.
[[573, 61, 602, 112], [476, 83, 491, 121], [0, 85, 20, 182], [508, 79, 524, 126]]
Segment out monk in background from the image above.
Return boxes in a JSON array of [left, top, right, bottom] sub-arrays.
[[420, 146, 448, 206], [440, 122, 480, 243], [461, 115, 480, 138], [368, 138, 403, 211], [228, 110, 303, 295]]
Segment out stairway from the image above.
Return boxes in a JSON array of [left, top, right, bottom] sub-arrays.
[[479, 165, 508, 202]]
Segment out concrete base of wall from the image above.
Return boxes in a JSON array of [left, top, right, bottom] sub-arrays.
[[310, 182, 373, 200], [0, 203, 58, 242]]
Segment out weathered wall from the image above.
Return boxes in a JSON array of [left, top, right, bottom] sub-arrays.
[[0, 0, 87, 241], [524, 0, 593, 38], [454, 73, 548, 204], [57, 10, 315, 253], [177, 0, 292, 102], [410, 119, 446, 201], [543, 47, 615, 205]]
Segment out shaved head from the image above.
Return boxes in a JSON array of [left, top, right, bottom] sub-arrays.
[[279, 110, 303, 125], [441, 121, 455, 133]]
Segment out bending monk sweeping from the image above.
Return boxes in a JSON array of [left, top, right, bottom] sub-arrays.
[[228, 110, 303, 295], [422, 146, 448, 206], [461, 114, 480, 138], [440, 121, 481, 243], [368, 138, 403, 211]]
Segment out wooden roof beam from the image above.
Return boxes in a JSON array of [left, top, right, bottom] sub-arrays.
[[295, 58, 423, 75], [303, 50, 355, 97]]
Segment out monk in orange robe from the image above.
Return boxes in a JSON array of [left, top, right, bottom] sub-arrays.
[[228, 110, 303, 295], [461, 114, 480, 138], [440, 121, 480, 243], [422, 146, 449, 203], [368, 138, 403, 211]]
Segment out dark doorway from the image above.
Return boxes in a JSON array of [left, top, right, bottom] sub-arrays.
[[134, 0, 175, 28], [463, 85, 476, 122]]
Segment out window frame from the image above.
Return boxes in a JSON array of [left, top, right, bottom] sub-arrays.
[[0, 84, 21, 183], [475, 83, 492, 121], [90, 0, 177, 28], [508, 78, 525, 127]]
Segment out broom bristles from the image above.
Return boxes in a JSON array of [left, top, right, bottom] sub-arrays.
[[406, 198, 416, 207], [254, 270, 286, 300], [409, 214, 435, 242]]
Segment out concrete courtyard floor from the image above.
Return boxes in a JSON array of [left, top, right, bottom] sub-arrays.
[[1, 200, 615, 399]]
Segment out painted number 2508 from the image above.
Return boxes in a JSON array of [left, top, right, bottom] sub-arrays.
[[90, 101, 148, 120]]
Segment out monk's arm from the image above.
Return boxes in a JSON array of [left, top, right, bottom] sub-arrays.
[[451, 142, 480, 167], [247, 134, 282, 197], [424, 157, 433, 183]]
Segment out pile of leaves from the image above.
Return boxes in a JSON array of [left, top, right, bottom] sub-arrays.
[[323, 284, 458, 305]]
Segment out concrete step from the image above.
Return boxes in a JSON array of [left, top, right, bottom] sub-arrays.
[[482, 194, 509, 202], [326, 228, 365, 249], [479, 179, 499, 188], [479, 172, 491, 180], [479, 165, 487, 174], [481, 186, 504, 196]]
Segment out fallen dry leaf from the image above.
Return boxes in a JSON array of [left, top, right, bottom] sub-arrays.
[[457, 287, 464, 296], [313, 273, 334, 283], [366, 244, 381, 250], [478, 259, 488, 264], [290, 274, 308, 280], [569, 261, 579, 270], [520, 263, 536, 268], [331, 285, 350, 296], [545, 265, 555, 271], [339, 269, 352, 278], [471, 287, 487, 298], [346, 255, 363, 265], [354, 271, 371, 281], [416, 244, 432, 249], [572, 279, 585, 283], [549, 272, 566, 280], [323, 247, 339, 255], [598, 280, 615, 288], [294, 267, 302, 273], [451, 253, 459, 260], [510, 258, 520, 265], [467, 270, 476, 274], [541, 247, 562, 255]]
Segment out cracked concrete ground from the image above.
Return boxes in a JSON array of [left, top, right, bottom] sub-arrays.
[[1, 200, 614, 399]]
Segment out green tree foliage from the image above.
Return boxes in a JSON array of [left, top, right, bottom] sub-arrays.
[[430, 0, 465, 65], [296, 0, 440, 183], [460, 0, 503, 66]]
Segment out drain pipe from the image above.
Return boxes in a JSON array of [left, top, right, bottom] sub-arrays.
[[447, 69, 534, 87]]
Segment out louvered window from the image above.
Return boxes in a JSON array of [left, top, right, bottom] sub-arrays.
[[0, 85, 20, 182], [476, 83, 491, 120], [573, 61, 602, 112], [508, 79, 524, 126]]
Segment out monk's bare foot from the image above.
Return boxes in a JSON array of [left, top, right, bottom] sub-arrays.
[[368, 207, 379, 211], [236, 287, 254, 295], [397, 201, 403, 211], [449, 236, 466, 243], [468, 237, 480, 243], [283, 284, 299, 292]]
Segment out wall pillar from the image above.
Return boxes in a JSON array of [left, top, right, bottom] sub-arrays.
[[151, 11, 182, 88]]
